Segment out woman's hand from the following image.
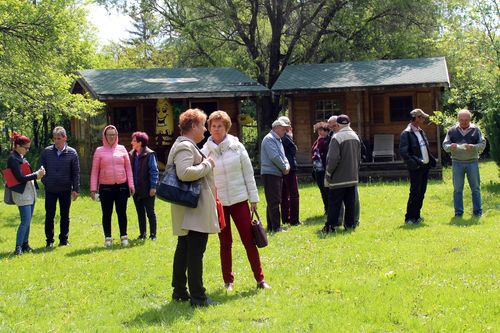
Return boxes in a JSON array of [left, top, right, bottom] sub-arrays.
[[90, 191, 97, 201], [207, 157, 215, 168], [37, 167, 46, 180], [250, 202, 257, 212], [149, 188, 156, 197], [130, 187, 135, 196]]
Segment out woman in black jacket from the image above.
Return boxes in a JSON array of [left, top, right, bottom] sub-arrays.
[[6, 132, 45, 255]]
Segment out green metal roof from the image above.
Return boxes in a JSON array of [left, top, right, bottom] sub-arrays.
[[75, 67, 269, 100], [272, 57, 450, 93]]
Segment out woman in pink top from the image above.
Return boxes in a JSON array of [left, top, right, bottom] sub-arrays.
[[90, 125, 135, 247]]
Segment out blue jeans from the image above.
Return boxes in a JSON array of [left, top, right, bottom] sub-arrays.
[[452, 160, 482, 215], [16, 204, 35, 246]]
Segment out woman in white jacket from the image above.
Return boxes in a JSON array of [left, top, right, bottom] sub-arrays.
[[202, 111, 270, 291]]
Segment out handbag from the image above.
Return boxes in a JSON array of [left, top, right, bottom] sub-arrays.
[[4, 186, 14, 205], [251, 211, 268, 248], [216, 196, 226, 230], [156, 164, 201, 208]]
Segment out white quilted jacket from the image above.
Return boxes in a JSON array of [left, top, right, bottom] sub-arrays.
[[202, 134, 259, 206]]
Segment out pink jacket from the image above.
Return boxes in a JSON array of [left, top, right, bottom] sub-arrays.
[[90, 125, 134, 192]]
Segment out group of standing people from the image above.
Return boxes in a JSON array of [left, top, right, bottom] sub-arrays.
[[4, 107, 485, 309]]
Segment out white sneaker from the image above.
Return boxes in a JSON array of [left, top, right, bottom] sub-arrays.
[[104, 237, 112, 247], [120, 235, 129, 247]]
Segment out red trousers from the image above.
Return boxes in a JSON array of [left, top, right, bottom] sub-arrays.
[[218, 200, 265, 284]]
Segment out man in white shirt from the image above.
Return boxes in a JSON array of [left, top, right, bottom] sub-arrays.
[[399, 109, 437, 225]]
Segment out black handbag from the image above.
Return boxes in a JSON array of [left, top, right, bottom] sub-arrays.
[[4, 186, 14, 205], [251, 211, 268, 248], [156, 165, 201, 208]]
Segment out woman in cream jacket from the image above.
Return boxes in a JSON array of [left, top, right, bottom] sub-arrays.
[[202, 111, 270, 291], [168, 108, 219, 307]]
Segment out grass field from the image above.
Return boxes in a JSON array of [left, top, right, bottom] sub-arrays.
[[0, 161, 498, 332]]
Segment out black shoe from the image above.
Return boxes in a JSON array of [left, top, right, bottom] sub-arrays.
[[190, 297, 219, 307], [172, 293, 190, 302], [14, 246, 23, 255], [149, 235, 157, 241], [137, 234, 147, 241], [59, 241, 70, 247], [22, 242, 33, 253], [321, 225, 332, 234], [46, 241, 54, 248], [290, 221, 303, 226]]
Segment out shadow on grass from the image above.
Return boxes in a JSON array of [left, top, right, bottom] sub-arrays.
[[314, 227, 358, 239], [449, 215, 482, 227], [398, 222, 429, 230], [126, 288, 260, 328], [65, 239, 145, 257], [303, 214, 326, 226], [0, 245, 54, 259], [483, 180, 499, 193]]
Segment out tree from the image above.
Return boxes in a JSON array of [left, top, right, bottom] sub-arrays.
[[0, 0, 103, 150], [100, 0, 442, 136], [437, 0, 499, 166]]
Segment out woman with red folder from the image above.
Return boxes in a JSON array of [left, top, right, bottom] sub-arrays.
[[6, 132, 45, 255]]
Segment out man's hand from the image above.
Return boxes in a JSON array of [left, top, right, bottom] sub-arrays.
[[450, 143, 458, 151], [149, 188, 157, 197], [71, 191, 78, 201], [283, 167, 290, 175]]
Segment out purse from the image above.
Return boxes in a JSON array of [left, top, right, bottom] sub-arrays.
[[251, 211, 268, 248], [4, 186, 14, 205], [156, 164, 201, 208]]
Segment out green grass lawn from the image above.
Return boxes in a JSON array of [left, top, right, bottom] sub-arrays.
[[0, 161, 498, 332]]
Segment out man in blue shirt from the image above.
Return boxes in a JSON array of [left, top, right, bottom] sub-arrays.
[[260, 118, 290, 232]]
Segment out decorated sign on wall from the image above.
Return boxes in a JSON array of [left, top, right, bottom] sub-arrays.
[[156, 99, 175, 145]]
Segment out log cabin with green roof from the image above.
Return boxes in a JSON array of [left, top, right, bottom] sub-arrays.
[[71, 67, 269, 178], [271, 57, 450, 179]]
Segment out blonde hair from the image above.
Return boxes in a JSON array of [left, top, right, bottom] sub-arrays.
[[207, 110, 232, 131], [178, 108, 207, 135]]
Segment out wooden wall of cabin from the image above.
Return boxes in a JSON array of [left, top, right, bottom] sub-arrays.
[[287, 87, 443, 165]]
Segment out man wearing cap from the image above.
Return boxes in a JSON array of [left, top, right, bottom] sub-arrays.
[[323, 114, 361, 233], [260, 118, 291, 232], [325, 115, 361, 228], [399, 109, 437, 225], [277, 116, 302, 226], [443, 109, 485, 217]]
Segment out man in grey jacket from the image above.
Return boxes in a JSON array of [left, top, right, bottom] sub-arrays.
[[260, 118, 290, 232], [443, 109, 486, 217], [323, 115, 361, 234]]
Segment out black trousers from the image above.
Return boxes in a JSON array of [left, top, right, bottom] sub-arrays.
[[133, 194, 157, 237], [405, 166, 430, 221], [99, 183, 129, 238], [313, 170, 328, 214], [326, 186, 356, 229], [172, 231, 209, 305], [45, 190, 72, 243], [262, 174, 283, 232]]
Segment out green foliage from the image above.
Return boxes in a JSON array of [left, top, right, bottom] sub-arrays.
[[0, 0, 103, 150], [0, 161, 498, 331]]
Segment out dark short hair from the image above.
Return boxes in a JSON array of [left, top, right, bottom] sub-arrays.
[[132, 131, 149, 146]]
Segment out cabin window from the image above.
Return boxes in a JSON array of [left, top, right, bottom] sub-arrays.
[[315, 99, 342, 122], [389, 96, 413, 122], [112, 107, 137, 132]]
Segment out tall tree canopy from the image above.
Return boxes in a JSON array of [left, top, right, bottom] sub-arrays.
[[100, 0, 441, 130], [0, 0, 102, 148]]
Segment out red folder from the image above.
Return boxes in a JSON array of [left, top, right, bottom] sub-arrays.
[[1, 162, 32, 188]]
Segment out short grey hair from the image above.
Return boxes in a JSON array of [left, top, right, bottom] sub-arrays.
[[457, 109, 472, 118], [53, 126, 67, 137], [328, 115, 338, 123]]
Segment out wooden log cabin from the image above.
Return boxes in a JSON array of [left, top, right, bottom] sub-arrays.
[[271, 57, 450, 179], [70, 67, 269, 182]]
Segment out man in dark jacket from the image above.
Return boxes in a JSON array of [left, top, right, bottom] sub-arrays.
[[278, 116, 302, 226], [399, 109, 436, 225], [323, 114, 361, 233], [41, 126, 80, 247]]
